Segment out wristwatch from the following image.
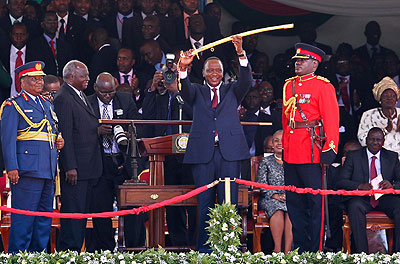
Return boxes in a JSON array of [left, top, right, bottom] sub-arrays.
[[237, 50, 246, 58]]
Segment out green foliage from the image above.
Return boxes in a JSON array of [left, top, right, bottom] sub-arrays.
[[205, 202, 242, 257], [1, 205, 398, 263]]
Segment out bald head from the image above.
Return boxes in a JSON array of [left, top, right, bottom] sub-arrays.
[[94, 72, 117, 104]]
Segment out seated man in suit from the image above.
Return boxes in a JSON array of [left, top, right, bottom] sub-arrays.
[[337, 127, 400, 253], [325, 140, 361, 252]]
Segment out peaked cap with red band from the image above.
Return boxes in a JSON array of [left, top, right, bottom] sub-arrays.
[[15, 61, 45, 79], [292, 43, 326, 63]]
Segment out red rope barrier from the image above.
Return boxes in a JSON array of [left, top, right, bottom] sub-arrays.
[[235, 178, 400, 196], [3, 178, 397, 219], [0, 184, 210, 219]]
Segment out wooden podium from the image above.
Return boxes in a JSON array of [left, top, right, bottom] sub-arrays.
[[117, 134, 249, 251]]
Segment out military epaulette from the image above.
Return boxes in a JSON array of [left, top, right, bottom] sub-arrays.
[[316, 76, 330, 83], [284, 76, 297, 83], [21, 92, 29, 101]]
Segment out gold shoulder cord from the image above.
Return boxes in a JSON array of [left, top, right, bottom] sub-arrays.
[[0, 100, 54, 149], [282, 80, 297, 124]]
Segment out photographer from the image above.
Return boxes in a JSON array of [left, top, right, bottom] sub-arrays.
[[142, 65, 197, 246], [86, 72, 145, 251]]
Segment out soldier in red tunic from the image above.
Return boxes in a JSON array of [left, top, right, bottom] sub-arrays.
[[282, 43, 339, 253]]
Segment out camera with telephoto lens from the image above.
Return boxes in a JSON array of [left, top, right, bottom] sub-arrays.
[[158, 54, 177, 95], [113, 125, 128, 145]]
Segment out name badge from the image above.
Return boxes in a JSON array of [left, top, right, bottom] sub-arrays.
[[115, 109, 123, 116], [24, 109, 33, 113]]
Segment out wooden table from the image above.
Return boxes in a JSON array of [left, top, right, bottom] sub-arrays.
[[117, 184, 249, 251]]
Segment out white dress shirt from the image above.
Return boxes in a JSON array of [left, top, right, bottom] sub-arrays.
[[366, 148, 381, 182], [57, 12, 69, 38], [97, 98, 120, 154]]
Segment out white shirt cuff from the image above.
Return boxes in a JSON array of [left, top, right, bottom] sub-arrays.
[[179, 70, 188, 79], [239, 57, 249, 67]]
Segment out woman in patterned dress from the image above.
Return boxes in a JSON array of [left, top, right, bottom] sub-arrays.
[[256, 130, 292, 253], [358, 77, 400, 155]]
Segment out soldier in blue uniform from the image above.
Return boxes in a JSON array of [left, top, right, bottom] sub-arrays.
[[0, 61, 64, 253]]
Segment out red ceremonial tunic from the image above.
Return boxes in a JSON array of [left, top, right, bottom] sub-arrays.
[[282, 73, 339, 164]]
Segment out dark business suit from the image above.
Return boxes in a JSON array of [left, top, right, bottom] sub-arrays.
[[337, 147, 400, 253], [0, 15, 41, 40], [53, 82, 102, 251], [0, 44, 36, 73], [30, 35, 74, 76], [354, 44, 395, 65], [179, 37, 225, 83], [241, 108, 282, 180], [142, 89, 196, 245], [0, 44, 36, 98], [61, 13, 87, 60], [174, 13, 222, 46], [328, 74, 376, 124], [85, 91, 145, 250], [87, 45, 118, 95], [180, 62, 252, 252]]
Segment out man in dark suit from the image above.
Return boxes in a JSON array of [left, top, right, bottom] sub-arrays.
[[87, 28, 118, 95], [122, 0, 175, 54], [85, 72, 145, 251], [354, 21, 395, 70], [142, 70, 196, 246], [31, 11, 74, 77], [240, 86, 282, 180], [337, 127, 400, 253], [0, 23, 35, 98], [174, 0, 222, 46], [329, 53, 376, 122], [114, 48, 150, 112], [0, 0, 41, 40], [178, 14, 224, 82], [325, 140, 361, 252], [242, 87, 281, 155], [53, 60, 103, 251], [104, 0, 135, 42], [179, 35, 251, 252], [285, 22, 332, 58], [54, 0, 87, 58], [139, 40, 165, 79]]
